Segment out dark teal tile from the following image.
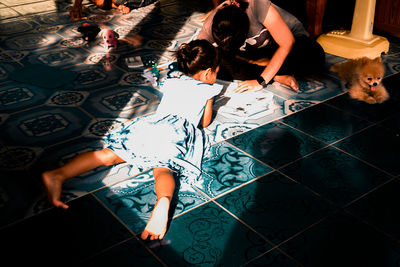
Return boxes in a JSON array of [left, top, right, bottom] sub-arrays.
[[325, 75, 400, 123], [280, 212, 400, 267], [215, 172, 332, 245], [83, 237, 164, 266], [281, 103, 370, 144], [199, 142, 272, 198], [152, 201, 271, 266], [0, 170, 43, 228], [334, 124, 400, 176], [380, 114, 400, 133], [94, 170, 209, 235], [346, 179, 400, 241], [226, 122, 326, 169], [244, 248, 301, 266], [0, 194, 132, 265], [280, 147, 392, 206]]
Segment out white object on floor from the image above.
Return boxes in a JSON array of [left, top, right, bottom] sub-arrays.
[[317, 0, 389, 59]]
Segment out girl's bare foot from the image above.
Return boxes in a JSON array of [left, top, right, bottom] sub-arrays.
[[141, 197, 170, 240], [274, 75, 299, 91], [118, 4, 130, 13], [41, 171, 69, 209]]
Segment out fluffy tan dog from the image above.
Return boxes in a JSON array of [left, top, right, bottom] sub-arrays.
[[330, 57, 389, 104]]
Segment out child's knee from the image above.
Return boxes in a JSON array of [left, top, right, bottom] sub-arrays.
[[96, 149, 123, 166]]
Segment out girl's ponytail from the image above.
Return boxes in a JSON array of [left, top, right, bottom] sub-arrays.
[[176, 40, 220, 76]]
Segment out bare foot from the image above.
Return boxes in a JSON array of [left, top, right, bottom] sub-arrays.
[[41, 171, 69, 209], [274, 75, 299, 91], [141, 197, 170, 240], [117, 4, 130, 14]]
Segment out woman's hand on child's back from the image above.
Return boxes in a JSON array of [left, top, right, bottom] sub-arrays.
[[235, 79, 263, 93]]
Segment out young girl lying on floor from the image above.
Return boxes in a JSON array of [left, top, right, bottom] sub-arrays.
[[41, 39, 223, 240]]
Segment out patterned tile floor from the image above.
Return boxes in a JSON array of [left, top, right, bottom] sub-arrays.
[[1, 0, 400, 266]]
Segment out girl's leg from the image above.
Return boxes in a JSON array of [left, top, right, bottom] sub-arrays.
[[41, 148, 124, 209], [141, 167, 175, 240]]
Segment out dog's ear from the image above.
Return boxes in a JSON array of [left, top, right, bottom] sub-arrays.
[[361, 57, 370, 65], [113, 31, 119, 39], [373, 57, 382, 63]]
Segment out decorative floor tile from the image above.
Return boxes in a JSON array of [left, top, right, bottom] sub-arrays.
[[0, 82, 52, 113], [0, 170, 43, 228], [281, 103, 371, 144], [94, 170, 209, 235], [82, 237, 164, 266], [324, 85, 400, 123], [215, 171, 333, 245], [334, 124, 400, 176], [81, 85, 161, 119], [152, 201, 272, 266], [226, 121, 326, 169], [267, 73, 343, 102], [280, 146, 392, 207], [32, 137, 130, 194], [2, 0, 400, 265], [0, 105, 93, 147], [0, 194, 133, 265], [279, 212, 400, 267], [346, 179, 400, 241], [244, 248, 301, 267], [198, 142, 272, 198]]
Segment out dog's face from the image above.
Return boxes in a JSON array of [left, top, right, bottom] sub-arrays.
[[101, 29, 119, 49], [359, 57, 384, 90]]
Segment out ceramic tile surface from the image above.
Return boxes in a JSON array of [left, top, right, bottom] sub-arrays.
[[1, 0, 400, 265]]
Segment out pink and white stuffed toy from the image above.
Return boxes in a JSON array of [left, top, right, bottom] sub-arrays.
[[101, 29, 119, 51]]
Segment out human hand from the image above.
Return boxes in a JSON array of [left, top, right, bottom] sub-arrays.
[[234, 80, 263, 93], [69, 4, 83, 20]]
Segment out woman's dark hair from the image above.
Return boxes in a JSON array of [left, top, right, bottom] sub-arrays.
[[176, 39, 220, 76], [211, 4, 249, 56]]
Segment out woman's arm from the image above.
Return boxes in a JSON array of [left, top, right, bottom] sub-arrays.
[[201, 98, 214, 128], [235, 4, 295, 92], [260, 4, 294, 83]]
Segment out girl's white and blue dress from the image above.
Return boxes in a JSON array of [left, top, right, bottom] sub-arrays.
[[103, 75, 223, 185]]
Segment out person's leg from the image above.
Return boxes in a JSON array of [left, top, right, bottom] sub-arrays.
[[41, 148, 124, 209], [141, 167, 175, 240]]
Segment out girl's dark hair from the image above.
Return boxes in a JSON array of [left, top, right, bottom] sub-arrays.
[[211, 4, 249, 56], [176, 39, 220, 76]]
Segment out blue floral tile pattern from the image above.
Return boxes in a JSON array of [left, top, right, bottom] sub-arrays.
[[1, 0, 400, 265], [94, 170, 209, 235], [152, 201, 272, 266], [199, 142, 272, 198]]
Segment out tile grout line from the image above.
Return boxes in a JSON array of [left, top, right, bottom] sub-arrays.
[[90, 192, 168, 266]]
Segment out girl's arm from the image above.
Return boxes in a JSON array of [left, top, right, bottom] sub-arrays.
[[236, 4, 295, 92], [201, 98, 214, 128]]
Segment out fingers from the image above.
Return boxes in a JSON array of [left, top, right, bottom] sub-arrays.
[[234, 81, 262, 93]]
